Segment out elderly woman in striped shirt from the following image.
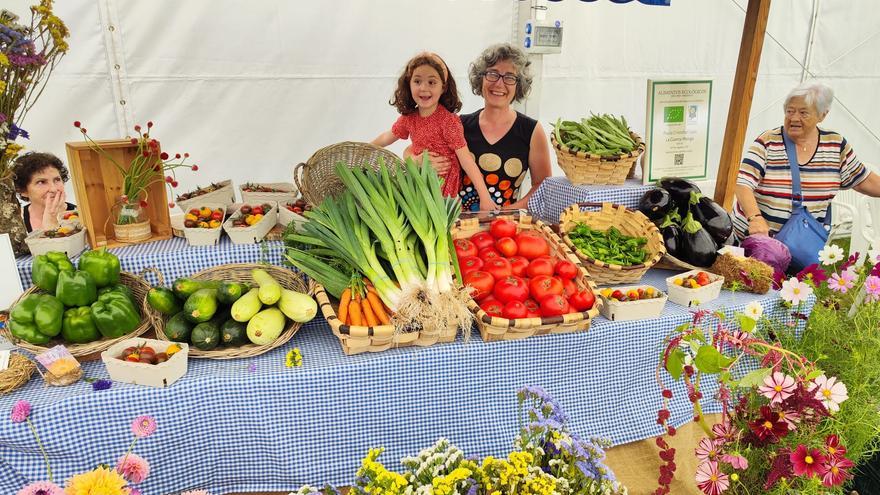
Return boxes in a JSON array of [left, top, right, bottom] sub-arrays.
[[734, 81, 880, 239]]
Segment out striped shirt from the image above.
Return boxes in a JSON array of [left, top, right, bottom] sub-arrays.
[[733, 126, 867, 239]]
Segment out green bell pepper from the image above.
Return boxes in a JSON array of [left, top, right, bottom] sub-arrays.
[[56, 270, 98, 307], [91, 296, 140, 338], [31, 251, 75, 293], [61, 306, 101, 343], [98, 284, 135, 306], [9, 294, 64, 344], [77, 248, 121, 288]]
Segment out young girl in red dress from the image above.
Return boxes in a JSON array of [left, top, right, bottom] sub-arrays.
[[372, 52, 498, 211]]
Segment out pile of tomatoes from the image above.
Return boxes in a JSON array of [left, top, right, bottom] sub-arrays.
[[455, 218, 596, 320]]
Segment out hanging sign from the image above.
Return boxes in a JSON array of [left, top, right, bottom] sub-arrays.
[[644, 80, 712, 183]]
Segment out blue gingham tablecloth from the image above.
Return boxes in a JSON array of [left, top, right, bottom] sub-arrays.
[[0, 266, 804, 495], [527, 176, 653, 224]]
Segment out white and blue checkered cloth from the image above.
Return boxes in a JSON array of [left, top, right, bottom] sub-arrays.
[[0, 265, 803, 494], [527, 176, 653, 224]]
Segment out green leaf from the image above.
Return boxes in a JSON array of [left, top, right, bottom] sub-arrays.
[[805, 369, 824, 381], [675, 323, 690, 334], [736, 314, 757, 333], [666, 348, 686, 381], [738, 368, 772, 388], [694, 345, 734, 374]]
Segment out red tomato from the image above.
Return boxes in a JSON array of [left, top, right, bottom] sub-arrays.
[[469, 231, 496, 251], [696, 271, 711, 286], [516, 233, 550, 260], [483, 257, 513, 281], [502, 300, 529, 320], [554, 260, 579, 280], [479, 248, 502, 261], [529, 275, 564, 301], [479, 297, 504, 317], [463, 271, 495, 301], [508, 256, 530, 277], [454, 238, 478, 259], [539, 294, 571, 317], [569, 290, 596, 311], [561, 278, 578, 298], [458, 256, 484, 277], [252, 206, 264, 216], [495, 237, 518, 257], [489, 218, 517, 239], [526, 258, 555, 278], [492, 276, 529, 304], [523, 299, 541, 318]]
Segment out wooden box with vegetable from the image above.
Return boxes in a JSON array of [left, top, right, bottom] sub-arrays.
[[550, 114, 645, 185], [451, 214, 600, 342]]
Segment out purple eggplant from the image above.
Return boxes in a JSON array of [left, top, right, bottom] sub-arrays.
[[658, 212, 684, 259], [680, 210, 718, 267], [691, 195, 733, 246], [638, 188, 673, 221], [659, 177, 701, 213]]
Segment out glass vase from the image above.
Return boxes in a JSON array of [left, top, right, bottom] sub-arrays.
[[111, 196, 152, 242]]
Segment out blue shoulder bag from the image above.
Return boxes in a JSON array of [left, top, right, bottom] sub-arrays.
[[773, 130, 831, 273]]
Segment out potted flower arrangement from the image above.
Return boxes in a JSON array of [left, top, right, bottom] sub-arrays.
[[74, 120, 198, 243], [0, 1, 70, 255]]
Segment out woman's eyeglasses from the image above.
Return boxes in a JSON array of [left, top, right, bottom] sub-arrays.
[[483, 70, 518, 86]]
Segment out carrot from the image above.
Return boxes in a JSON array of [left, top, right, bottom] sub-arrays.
[[338, 288, 351, 324], [361, 298, 379, 326], [366, 291, 390, 325], [349, 299, 363, 326]]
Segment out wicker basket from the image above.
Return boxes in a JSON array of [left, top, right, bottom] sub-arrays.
[[451, 213, 601, 342], [0, 270, 158, 359], [315, 285, 459, 355], [25, 227, 88, 257], [551, 132, 645, 185], [0, 353, 36, 395], [176, 180, 236, 213], [654, 254, 702, 272], [240, 182, 298, 205], [293, 141, 403, 207], [152, 264, 313, 359], [559, 202, 665, 286]]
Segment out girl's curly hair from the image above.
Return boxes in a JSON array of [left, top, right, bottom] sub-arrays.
[[390, 52, 462, 115]]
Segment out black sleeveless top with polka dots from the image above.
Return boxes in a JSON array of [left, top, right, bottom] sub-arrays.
[[458, 109, 537, 212]]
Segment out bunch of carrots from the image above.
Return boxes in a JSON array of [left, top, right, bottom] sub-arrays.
[[337, 278, 392, 327]]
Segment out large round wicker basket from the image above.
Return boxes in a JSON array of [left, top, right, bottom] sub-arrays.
[[293, 141, 403, 207], [151, 264, 314, 359], [551, 132, 645, 185], [559, 202, 665, 286], [1, 270, 158, 359]]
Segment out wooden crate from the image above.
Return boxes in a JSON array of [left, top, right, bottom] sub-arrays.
[[66, 139, 172, 249]]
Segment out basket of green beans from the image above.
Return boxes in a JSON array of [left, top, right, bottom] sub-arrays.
[[550, 114, 645, 185]]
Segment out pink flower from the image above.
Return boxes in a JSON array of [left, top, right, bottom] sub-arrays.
[[864, 275, 880, 302], [16, 481, 64, 495], [10, 400, 31, 423], [130, 489, 143, 495], [759, 372, 796, 405], [828, 268, 855, 293], [796, 264, 828, 285], [825, 434, 847, 460], [695, 437, 722, 462], [116, 453, 150, 483], [721, 453, 748, 470], [712, 422, 735, 443], [780, 277, 813, 305], [790, 444, 826, 478], [810, 375, 848, 412], [695, 461, 729, 495], [131, 416, 157, 438], [776, 408, 801, 430], [819, 455, 854, 487]]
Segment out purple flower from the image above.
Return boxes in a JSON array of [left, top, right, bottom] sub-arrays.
[[8, 124, 29, 140], [865, 275, 880, 302], [247, 362, 256, 373], [92, 379, 112, 391], [0, 113, 6, 123], [828, 268, 856, 293], [11, 400, 31, 423]]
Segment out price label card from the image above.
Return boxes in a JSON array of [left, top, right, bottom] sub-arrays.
[[0, 350, 10, 371]]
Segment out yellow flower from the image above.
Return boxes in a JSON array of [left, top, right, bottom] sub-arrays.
[[0, 53, 8, 66], [0, 81, 6, 94], [285, 347, 302, 367], [65, 466, 128, 495], [5, 143, 24, 158]]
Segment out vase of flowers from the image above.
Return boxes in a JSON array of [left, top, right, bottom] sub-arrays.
[[0, 2, 70, 256], [75, 120, 197, 243]]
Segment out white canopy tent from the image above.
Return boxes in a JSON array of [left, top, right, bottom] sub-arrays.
[[5, 0, 879, 208]]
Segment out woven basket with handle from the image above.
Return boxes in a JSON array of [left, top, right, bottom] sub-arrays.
[[151, 264, 313, 359], [559, 202, 665, 286], [551, 132, 645, 185], [293, 141, 403, 207]]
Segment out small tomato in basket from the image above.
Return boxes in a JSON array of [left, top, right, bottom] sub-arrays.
[[696, 271, 712, 286], [495, 237, 518, 257], [561, 278, 578, 298], [523, 299, 541, 318], [199, 207, 212, 218], [459, 256, 484, 277], [492, 276, 529, 304], [515, 232, 550, 260], [502, 300, 529, 320], [554, 260, 579, 280], [526, 258, 554, 278], [539, 294, 570, 317], [479, 297, 504, 318], [469, 231, 495, 251], [464, 271, 495, 301], [529, 275, 564, 301], [489, 218, 517, 239], [508, 256, 529, 277], [211, 211, 223, 222], [478, 247, 502, 261], [569, 290, 596, 311], [483, 257, 513, 281], [454, 238, 478, 259], [251, 206, 263, 216]]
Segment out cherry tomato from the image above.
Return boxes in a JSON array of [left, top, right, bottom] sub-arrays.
[[561, 278, 578, 298], [251, 206, 264, 216], [478, 247, 502, 261], [526, 258, 555, 278], [483, 257, 513, 281], [502, 300, 529, 320], [463, 271, 495, 301], [479, 297, 504, 318], [539, 294, 571, 317], [489, 218, 517, 239], [529, 275, 564, 301], [696, 271, 712, 286], [523, 299, 541, 318], [458, 256, 484, 277], [454, 238, 479, 259], [495, 237, 518, 257], [569, 290, 596, 311], [508, 256, 530, 277], [492, 276, 530, 304], [469, 231, 496, 251], [515, 233, 550, 260], [554, 260, 579, 280]]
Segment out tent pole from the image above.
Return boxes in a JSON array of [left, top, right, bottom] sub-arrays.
[[713, 0, 772, 210]]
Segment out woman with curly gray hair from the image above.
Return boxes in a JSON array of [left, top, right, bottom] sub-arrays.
[[407, 43, 552, 211]]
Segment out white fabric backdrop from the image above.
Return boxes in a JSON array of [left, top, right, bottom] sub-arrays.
[[6, 0, 880, 206]]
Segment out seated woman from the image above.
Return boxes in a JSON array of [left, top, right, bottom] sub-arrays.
[[12, 152, 76, 232], [407, 43, 552, 211]]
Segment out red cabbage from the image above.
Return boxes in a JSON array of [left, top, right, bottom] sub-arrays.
[[742, 235, 791, 273]]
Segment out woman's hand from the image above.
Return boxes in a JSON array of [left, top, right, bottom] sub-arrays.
[[479, 196, 500, 212], [748, 216, 770, 236], [41, 189, 66, 231]]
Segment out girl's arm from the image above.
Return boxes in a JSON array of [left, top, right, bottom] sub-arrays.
[[455, 147, 499, 211], [504, 122, 552, 210], [371, 130, 399, 147]]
